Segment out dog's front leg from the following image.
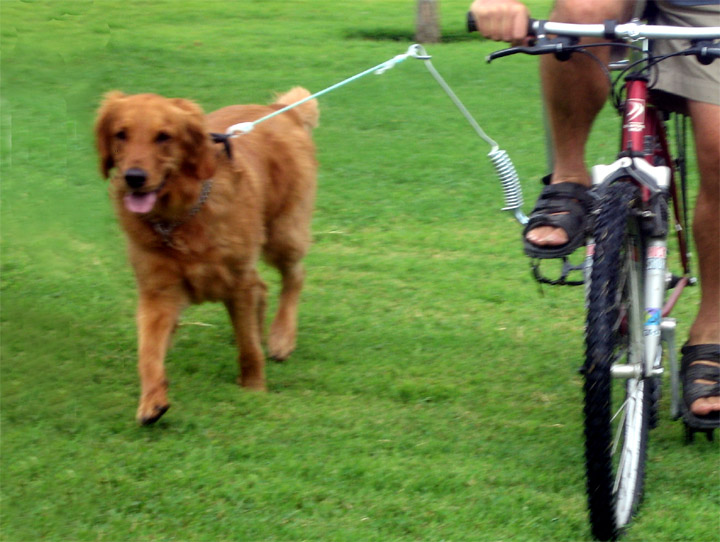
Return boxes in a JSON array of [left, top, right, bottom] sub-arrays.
[[136, 293, 182, 425], [268, 260, 305, 361], [225, 273, 267, 391]]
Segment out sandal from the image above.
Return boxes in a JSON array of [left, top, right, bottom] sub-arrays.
[[523, 176, 594, 259], [680, 343, 720, 439]]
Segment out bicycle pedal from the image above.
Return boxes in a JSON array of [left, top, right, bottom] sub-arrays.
[[530, 257, 585, 287]]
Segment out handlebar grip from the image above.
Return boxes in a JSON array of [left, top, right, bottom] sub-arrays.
[[528, 18, 538, 36], [467, 11, 477, 32], [693, 42, 720, 65]]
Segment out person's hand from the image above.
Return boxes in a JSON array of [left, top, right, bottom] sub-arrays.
[[469, 0, 530, 45]]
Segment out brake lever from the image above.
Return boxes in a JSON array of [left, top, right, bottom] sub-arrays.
[[486, 36, 580, 63], [486, 45, 537, 63]]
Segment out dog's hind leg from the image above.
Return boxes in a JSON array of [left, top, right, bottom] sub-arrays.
[[225, 272, 267, 391], [136, 295, 182, 425], [267, 260, 305, 361]]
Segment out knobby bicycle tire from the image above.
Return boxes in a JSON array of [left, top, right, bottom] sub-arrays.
[[584, 181, 652, 541]]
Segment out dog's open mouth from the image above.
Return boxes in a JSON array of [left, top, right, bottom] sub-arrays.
[[124, 191, 158, 214]]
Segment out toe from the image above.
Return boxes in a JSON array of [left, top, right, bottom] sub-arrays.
[[526, 225, 569, 246], [688, 361, 720, 416]]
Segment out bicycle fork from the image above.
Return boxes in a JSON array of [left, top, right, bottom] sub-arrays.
[[584, 157, 673, 385]]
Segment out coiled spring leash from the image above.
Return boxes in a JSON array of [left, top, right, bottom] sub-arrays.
[[411, 45, 528, 225], [226, 44, 527, 225]]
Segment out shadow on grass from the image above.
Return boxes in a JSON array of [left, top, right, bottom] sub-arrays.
[[345, 27, 477, 43]]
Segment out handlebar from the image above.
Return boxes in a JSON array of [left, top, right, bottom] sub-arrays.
[[467, 11, 720, 41], [483, 40, 720, 64], [467, 12, 720, 64], [532, 20, 720, 40]]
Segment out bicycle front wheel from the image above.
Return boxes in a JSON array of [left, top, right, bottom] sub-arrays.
[[583, 182, 652, 541]]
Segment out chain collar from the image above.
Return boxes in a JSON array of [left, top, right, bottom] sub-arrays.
[[150, 179, 213, 246]]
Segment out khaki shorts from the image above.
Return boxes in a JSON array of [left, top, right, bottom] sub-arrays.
[[652, 0, 720, 105]]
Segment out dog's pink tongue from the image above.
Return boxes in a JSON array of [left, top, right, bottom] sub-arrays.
[[124, 192, 158, 214]]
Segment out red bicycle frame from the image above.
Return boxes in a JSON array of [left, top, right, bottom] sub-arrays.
[[621, 77, 692, 316]]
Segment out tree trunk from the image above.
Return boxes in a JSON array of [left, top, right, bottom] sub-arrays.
[[415, 0, 440, 43]]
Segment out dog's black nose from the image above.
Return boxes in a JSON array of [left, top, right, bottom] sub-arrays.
[[124, 168, 148, 189]]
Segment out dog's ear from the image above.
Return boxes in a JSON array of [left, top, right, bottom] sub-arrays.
[[94, 91, 126, 178], [172, 98, 217, 180]]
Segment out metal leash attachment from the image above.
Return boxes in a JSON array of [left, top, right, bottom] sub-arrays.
[[226, 44, 528, 225], [410, 44, 528, 225]]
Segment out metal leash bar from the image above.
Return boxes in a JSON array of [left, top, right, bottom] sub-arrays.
[[226, 44, 527, 225], [410, 45, 527, 225]]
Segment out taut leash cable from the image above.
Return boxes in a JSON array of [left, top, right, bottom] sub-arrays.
[[225, 45, 427, 136]]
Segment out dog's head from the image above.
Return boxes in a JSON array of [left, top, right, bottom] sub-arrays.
[[94, 91, 216, 214]]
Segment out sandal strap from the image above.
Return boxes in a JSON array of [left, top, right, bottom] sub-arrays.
[[531, 182, 594, 213], [683, 362, 720, 382], [525, 205, 585, 234], [681, 343, 720, 405], [525, 182, 593, 232], [684, 380, 720, 405], [681, 343, 720, 364], [523, 181, 594, 260]]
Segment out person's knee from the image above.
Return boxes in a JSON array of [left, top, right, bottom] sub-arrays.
[[690, 102, 720, 201], [551, 0, 631, 24], [696, 133, 720, 184]]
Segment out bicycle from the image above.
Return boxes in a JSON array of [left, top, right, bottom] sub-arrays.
[[468, 14, 720, 541]]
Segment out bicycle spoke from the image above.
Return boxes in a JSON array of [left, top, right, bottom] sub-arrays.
[[612, 382, 637, 455], [611, 396, 629, 426]]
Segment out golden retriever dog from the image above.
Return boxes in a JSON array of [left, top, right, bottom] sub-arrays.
[[95, 88, 318, 424]]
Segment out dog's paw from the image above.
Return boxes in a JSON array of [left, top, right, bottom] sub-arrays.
[[137, 390, 171, 425], [268, 329, 296, 362], [238, 375, 267, 391], [137, 403, 170, 425]]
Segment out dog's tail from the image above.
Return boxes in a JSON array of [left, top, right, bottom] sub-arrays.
[[275, 87, 319, 132]]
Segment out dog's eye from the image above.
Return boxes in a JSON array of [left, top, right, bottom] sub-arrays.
[[155, 132, 171, 143], [115, 130, 127, 141]]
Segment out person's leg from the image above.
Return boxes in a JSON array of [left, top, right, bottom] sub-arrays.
[[686, 99, 720, 417], [527, 0, 634, 247]]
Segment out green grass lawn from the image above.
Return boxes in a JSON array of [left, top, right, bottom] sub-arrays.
[[1, 1, 717, 540]]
